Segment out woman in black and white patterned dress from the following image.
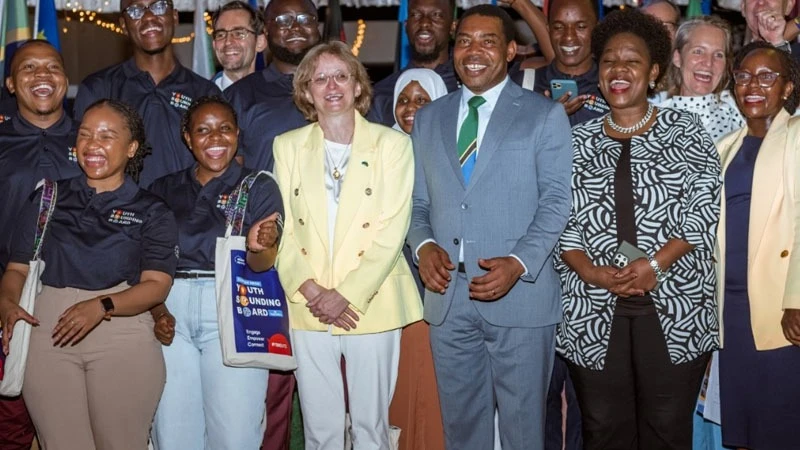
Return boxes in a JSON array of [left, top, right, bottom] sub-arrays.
[[555, 9, 722, 450]]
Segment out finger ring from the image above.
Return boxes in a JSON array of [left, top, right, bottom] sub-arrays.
[[70, 320, 75, 325], [491, 289, 496, 295]]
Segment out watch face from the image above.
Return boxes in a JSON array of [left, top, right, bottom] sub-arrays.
[[101, 297, 114, 312]]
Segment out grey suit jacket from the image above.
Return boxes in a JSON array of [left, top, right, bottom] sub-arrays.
[[408, 80, 573, 327]]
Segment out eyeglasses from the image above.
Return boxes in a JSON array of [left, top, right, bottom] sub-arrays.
[[732, 70, 783, 87], [212, 28, 257, 41], [273, 13, 317, 29], [123, 0, 172, 20], [310, 72, 352, 87]]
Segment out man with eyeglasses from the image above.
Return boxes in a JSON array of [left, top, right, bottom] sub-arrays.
[[211, 1, 267, 91], [72, 0, 220, 187], [640, 0, 681, 42], [225, 0, 320, 172], [741, 0, 800, 61]]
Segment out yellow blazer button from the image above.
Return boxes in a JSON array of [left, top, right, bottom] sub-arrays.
[[358, 250, 364, 257], [362, 222, 370, 228], [781, 250, 790, 258], [365, 188, 372, 196], [299, 218, 305, 225], [301, 248, 308, 255], [294, 188, 299, 196]]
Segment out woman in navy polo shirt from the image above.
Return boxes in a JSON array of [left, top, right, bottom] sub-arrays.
[[148, 96, 283, 450], [0, 99, 178, 449]]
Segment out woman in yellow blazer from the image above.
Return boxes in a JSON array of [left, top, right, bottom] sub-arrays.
[[714, 42, 800, 450], [273, 41, 423, 450]]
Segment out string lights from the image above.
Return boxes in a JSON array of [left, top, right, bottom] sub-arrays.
[[350, 19, 366, 55]]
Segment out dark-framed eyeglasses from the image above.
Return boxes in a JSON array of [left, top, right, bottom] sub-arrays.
[[212, 28, 257, 41], [273, 13, 317, 29], [123, 0, 172, 20], [732, 70, 783, 87], [310, 72, 352, 87]]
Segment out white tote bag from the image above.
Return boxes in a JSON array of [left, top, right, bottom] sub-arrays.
[[215, 171, 296, 371], [0, 180, 57, 396]]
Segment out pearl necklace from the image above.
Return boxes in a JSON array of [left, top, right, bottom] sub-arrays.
[[605, 103, 655, 134]]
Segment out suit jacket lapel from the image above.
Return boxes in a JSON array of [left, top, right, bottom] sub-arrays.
[[438, 93, 465, 188], [299, 124, 330, 255], [333, 113, 374, 256], [465, 82, 521, 196]]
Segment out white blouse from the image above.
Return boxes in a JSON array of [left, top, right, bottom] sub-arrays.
[[657, 91, 744, 141]]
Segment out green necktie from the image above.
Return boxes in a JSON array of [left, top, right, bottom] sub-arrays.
[[458, 95, 486, 184]]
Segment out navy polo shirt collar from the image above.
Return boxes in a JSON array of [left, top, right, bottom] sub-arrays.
[[262, 64, 294, 88], [12, 110, 72, 135], [72, 175, 140, 202], [121, 57, 184, 85], [192, 159, 245, 189]]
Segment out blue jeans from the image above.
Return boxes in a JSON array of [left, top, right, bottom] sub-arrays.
[[151, 278, 269, 450]]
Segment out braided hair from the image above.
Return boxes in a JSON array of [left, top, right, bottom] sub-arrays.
[[83, 99, 151, 183], [733, 41, 800, 115]]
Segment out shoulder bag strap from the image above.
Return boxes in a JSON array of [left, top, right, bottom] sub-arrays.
[[33, 179, 58, 260], [224, 170, 279, 237]]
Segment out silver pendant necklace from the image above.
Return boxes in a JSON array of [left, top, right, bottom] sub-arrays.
[[606, 103, 655, 134]]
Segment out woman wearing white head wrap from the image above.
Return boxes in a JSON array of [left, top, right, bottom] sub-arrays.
[[388, 67, 448, 450], [392, 68, 449, 134]]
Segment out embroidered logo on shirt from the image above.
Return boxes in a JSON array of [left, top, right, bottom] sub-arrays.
[[217, 193, 230, 210], [68, 146, 77, 162], [0, 115, 10, 124], [584, 95, 610, 114], [108, 209, 143, 225], [169, 92, 193, 110], [174, 245, 180, 259]]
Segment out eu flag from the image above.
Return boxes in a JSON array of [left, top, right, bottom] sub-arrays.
[[35, 0, 61, 50]]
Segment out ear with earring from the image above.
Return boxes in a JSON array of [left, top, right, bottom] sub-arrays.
[[649, 80, 656, 89]]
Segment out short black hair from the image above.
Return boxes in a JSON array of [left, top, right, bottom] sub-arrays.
[[181, 95, 239, 136], [213, 0, 265, 36], [10, 39, 65, 69], [734, 41, 800, 115], [456, 4, 516, 44], [263, 0, 318, 20], [83, 99, 151, 184], [548, 0, 598, 22], [409, 0, 456, 19], [591, 8, 672, 91]]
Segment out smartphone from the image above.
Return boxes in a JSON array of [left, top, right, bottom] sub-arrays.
[[612, 241, 649, 269], [550, 79, 579, 100]]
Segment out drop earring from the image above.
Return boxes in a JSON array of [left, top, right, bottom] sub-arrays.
[[649, 80, 656, 89]]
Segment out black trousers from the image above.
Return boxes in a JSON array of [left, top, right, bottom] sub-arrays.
[[567, 313, 710, 450]]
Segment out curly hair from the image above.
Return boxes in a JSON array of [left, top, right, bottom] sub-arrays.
[[591, 8, 672, 93], [181, 95, 239, 136], [83, 99, 151, 183], [733, 41, 800, 115], [292, 40, 373, 122], [666, 16, 733, 97]]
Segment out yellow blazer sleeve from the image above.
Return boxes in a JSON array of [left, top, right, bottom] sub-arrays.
[[336, 133, 414, 314], [274, 134, 318, 303], [783, 125, 800, 310]]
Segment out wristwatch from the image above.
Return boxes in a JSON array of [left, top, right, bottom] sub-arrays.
[[647, 256, 668, 283], [100, 297, 115, 318]]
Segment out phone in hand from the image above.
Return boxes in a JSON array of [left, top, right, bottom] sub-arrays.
[[550, 79, 579, 100], [612, 241, 649, 269]]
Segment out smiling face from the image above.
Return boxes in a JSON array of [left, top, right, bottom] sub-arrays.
[[266, 0, 320, 66], [406, 0, 453, 64], [742, 0, 794, 38], [549, 0, 596, 76], [120, 0, 178, 55], [395, 81, 432, 133], [213, 9, 267, 75], [733, 48, 794, 124], [304, 53, 361, 120], [673, 24, 727, 97], [77, 105, 138, 190], [453, 14, 517, 94], [598, 32, 659, 111], [5, 42, 68, 125], [183, 102, 239, 185]]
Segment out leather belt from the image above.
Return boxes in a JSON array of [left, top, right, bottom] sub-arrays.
[[174, 271, 215, 279]]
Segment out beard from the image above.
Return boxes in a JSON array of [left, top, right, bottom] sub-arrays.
[[409, 40, 448, 64], [268, 40, 311, 66]]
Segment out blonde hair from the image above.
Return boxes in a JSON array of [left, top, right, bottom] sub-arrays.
[[666, 16, 733, 97], [292, 41, 373, 122]]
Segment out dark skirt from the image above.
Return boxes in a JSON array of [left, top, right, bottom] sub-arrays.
[[718, 288, 800, 450]]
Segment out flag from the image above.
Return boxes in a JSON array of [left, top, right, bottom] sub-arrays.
[[396, 0, 410, 70], [686, 0, 703, 18], [0, 0, 31, 78], [192, 0, 215, 79], [324, 0, 346, 42], [34, 0, 61, 50]]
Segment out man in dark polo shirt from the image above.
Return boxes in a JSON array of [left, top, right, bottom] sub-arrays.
[[225, 0, 320, 172], [527, 0, 608, 127], [72, 0, 220, 187], [370, 0, 460, 126], [0, 39, 81, 450]]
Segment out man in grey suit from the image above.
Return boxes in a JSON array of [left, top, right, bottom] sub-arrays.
[[407, 5, 573, 449]]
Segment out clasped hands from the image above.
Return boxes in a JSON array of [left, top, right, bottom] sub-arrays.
[[300, 280, 359, 331], [582, 258, 656, 297], [417, 242, 524, 301], [0, 296, 109, 354]]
